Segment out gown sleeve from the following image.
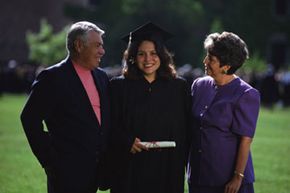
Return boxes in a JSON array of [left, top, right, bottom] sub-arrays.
[[109, 78, 135, 153]]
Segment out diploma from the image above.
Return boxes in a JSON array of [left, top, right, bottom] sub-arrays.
[[139, 141, 176, 148]]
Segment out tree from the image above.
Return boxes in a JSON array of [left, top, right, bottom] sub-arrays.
[[242, 52, 267, 73], [26, 19, 67, 66], [63, 0, 207, 67]]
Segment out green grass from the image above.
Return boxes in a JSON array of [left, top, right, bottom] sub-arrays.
[[0, 94, 290, 193], [0, 94, 109, 193], [0, 94, 44, 193], [252, 106, 290, 192]]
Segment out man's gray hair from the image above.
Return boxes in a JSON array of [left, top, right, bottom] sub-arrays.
[[67, 21, 105, 56]]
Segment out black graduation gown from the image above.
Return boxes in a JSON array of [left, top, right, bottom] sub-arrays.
[[109, 76, 191, 193]]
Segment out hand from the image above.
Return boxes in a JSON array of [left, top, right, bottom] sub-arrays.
[[130, 137, 148, 154], [224, 175, 242, 193]]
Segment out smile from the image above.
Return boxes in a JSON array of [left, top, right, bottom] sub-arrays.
[[144, 64, 154, 68]]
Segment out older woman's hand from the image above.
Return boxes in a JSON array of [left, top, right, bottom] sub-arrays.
[[224, 174, 243, 193]]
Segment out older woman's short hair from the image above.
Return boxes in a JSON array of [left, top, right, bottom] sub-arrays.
[[204, 32, 249, 74]]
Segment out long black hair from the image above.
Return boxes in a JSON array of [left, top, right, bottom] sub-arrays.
[[123, 37, 176, 80]]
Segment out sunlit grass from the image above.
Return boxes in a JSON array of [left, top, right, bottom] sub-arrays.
[[0, 94, 290, 193], [252, 107, 290, 193]]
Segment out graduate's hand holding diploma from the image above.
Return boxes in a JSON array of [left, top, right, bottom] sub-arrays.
[[130, 137, 148, 154], [130, 137, 177, 154]]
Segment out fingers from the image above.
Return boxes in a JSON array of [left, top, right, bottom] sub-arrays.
[[133, 143, 142, 152], [225, 186, 234, 193], [130, 138, 148, 154], [225, 186, 238, 193], [225, 183, 240, 193]]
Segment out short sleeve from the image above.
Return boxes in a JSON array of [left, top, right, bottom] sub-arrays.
[[232, 88, 260, 137], [191, 78, 199, 95]]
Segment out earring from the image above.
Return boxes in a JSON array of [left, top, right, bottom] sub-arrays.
[[222, 69, 227, 74], [129, 58, 134, 64]]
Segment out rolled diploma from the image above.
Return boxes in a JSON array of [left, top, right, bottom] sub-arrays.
[[139, 141, 176, 148]]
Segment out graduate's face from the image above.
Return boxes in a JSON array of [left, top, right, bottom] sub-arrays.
[[77, 31, 105, 70], [136, 40, 161, 82]]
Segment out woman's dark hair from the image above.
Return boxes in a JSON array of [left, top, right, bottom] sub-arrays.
[[122, 37, 176, 79], [204, 32, 249, 74]]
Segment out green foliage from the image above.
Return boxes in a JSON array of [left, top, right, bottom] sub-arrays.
[[210, 18, 224, 33], [123, 0, 206, 66], [20, 0, 290, 70], [62, 0, 207, 66], [121, 0, 141, 14], [242, 52, 267, 73], [26, 19, 67, 66]]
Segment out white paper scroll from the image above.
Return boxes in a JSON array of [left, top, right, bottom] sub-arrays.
[[139, 141, 176, 148]]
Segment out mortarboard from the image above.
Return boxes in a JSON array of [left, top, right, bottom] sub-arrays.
[[122, 22, 173, 46]]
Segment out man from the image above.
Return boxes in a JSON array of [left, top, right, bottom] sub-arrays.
[[20, 21, 110, 193]]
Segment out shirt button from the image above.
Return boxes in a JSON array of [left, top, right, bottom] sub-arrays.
[[198, 149, 202, 153], [200, 113, 203, 117], [205, 105, 208, 109], [200, 127, 203, 130]]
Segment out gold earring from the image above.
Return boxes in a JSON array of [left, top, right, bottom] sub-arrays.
[[129, 58, 134, 64]]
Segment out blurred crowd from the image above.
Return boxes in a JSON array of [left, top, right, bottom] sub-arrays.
[[1, 60, 290, 108], [0, 60, 36, 94]]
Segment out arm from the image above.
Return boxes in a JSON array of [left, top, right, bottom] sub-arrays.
[[109, 78, 148, 154], [225, 88, 260, 193], [224, 136, 252, 193], [109, 78, 135, 153], [20, 70, 54, 168], [185, 79, 193, 165]]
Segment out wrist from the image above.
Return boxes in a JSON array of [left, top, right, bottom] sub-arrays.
[[234, 170, 244, 179]]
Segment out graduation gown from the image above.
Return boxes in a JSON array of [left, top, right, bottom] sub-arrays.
[[109, 76, 191, 193]]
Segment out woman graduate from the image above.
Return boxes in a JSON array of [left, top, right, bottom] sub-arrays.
[[109, 22, 191, 193]]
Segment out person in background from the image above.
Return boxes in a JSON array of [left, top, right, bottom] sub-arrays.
[[187, 32, 260, 193], [259, 64, 280, 108], [109, 22, 191, 193], [20, 21, 110, 193]]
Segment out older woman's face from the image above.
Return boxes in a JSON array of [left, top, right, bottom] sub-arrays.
[[203, 53, 223, 79], [136, 40, 161, 82]]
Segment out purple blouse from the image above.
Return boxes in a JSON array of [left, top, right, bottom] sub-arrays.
[[187, 76, 260, 186]]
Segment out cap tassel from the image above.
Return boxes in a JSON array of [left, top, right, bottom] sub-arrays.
[[127, 32, 132, 49], [122, 32, 132, 68]]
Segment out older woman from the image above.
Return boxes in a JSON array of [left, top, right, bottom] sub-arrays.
[[187, 32, 260, 193]]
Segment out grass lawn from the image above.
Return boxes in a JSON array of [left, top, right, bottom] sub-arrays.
[[0, 94, 290, 193]]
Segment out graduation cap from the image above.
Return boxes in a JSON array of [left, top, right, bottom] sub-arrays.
[[122, 22, 173, 46]]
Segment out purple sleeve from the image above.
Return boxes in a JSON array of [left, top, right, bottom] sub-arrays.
[[191, 77, 200, 96], [232, 88, 260, 137]]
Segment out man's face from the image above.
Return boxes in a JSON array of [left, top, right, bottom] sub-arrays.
[[78, 31, 105, 70]]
